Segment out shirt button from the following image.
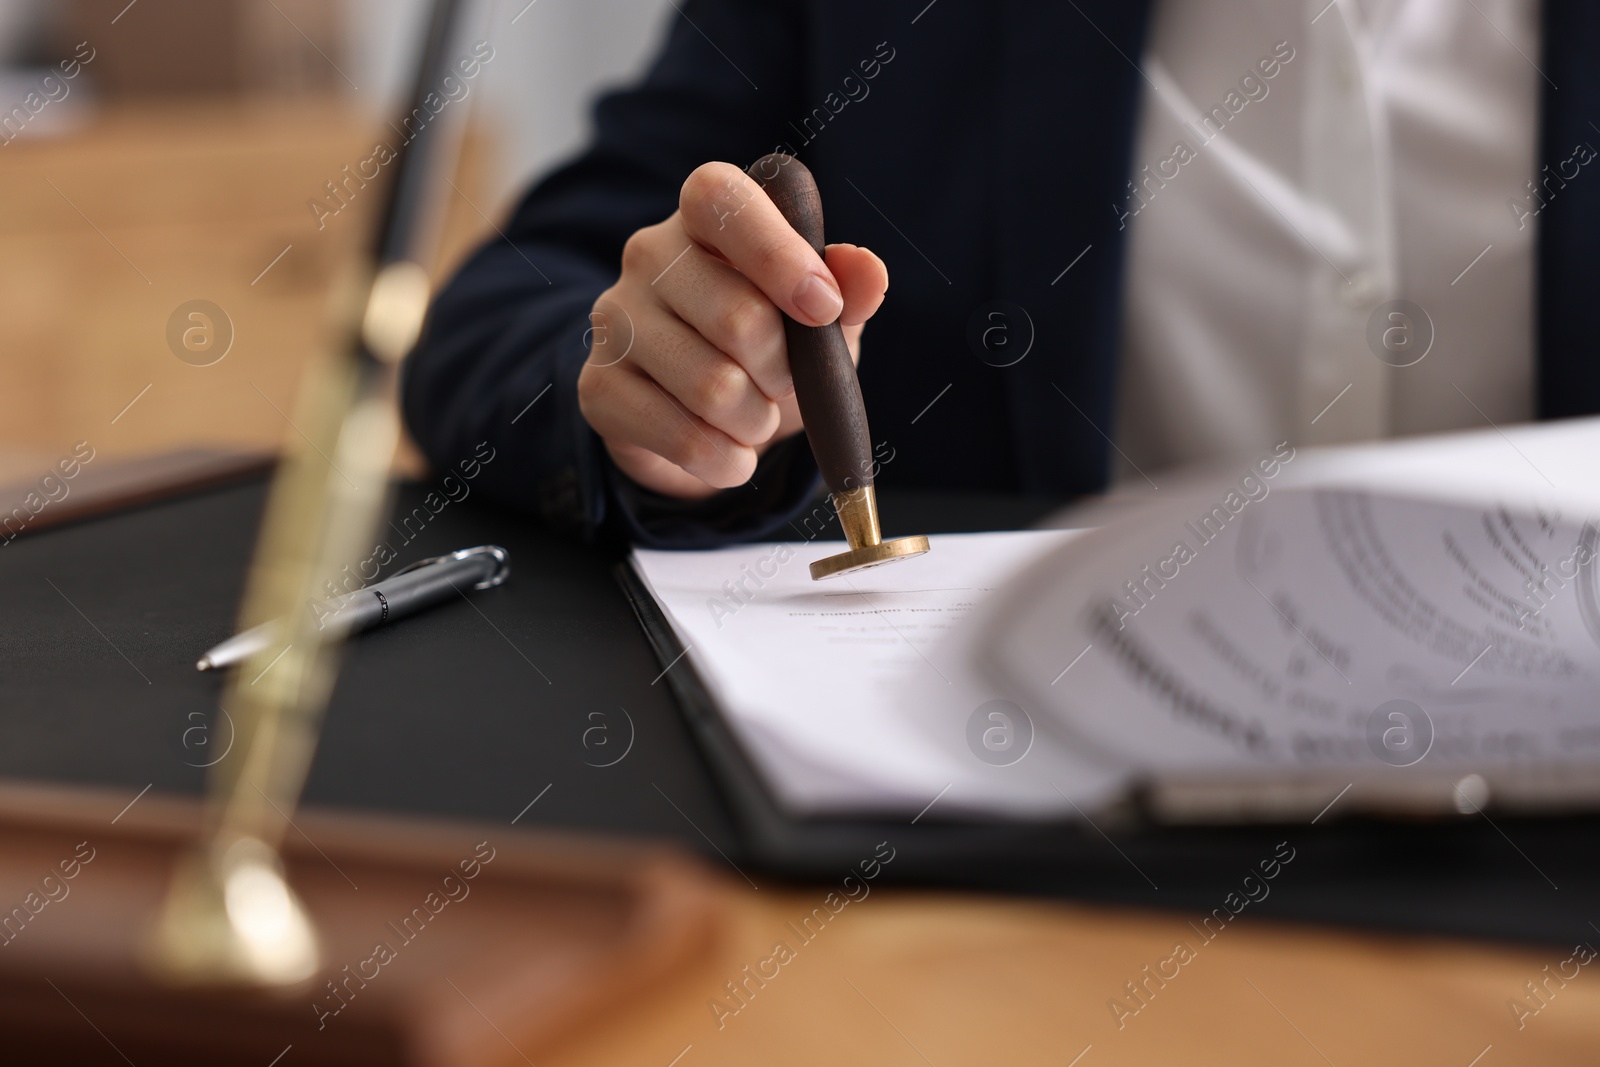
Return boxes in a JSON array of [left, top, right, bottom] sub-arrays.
[[1337, 58, 1358, 92], [1339, 270, 1380, 308]]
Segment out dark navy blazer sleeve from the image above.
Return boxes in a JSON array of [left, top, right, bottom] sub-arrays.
[[401, 0, 821, 549]]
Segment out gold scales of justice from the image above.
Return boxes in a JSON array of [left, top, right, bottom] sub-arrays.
[[142, 1, 473, 985]]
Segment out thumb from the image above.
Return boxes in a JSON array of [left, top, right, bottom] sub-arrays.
[[825, 244, 888, 328]]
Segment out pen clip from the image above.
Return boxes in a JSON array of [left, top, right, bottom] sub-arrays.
[[393, 544, 511, 590]]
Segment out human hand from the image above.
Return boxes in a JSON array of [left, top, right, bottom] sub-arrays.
[[577, 161, 889, 499]]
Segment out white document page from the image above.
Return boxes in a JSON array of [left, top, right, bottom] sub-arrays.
[[630, 531, 1124, 818], [980, 418, 1600, 778]]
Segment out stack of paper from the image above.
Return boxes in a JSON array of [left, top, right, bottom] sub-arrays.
[[630, 531, 1122, 819]]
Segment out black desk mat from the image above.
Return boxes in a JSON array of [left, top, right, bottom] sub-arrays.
[[4, 478, 1598, 948], [0, 476, 736, 853]]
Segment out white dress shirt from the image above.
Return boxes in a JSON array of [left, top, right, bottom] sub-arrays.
[[1113, 0, 1540, 479]]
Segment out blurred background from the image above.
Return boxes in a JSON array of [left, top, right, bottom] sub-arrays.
[[0, 0, 670, 484]]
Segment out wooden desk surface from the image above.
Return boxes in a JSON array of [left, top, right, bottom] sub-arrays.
[[3, 458, 1594, 1065], [541, 886, 1597, 1067]]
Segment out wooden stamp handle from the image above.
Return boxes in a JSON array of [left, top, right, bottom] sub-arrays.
[[748, 153, 874, 494]]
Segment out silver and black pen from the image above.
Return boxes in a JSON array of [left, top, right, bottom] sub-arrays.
[[196, 545, 510, 671]]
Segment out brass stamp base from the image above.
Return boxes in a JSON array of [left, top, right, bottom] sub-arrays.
[[809, 486, 931, 580], [809, 535, 932, 580]]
